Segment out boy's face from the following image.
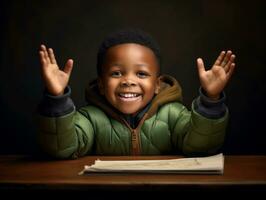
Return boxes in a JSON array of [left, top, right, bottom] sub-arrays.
[[98, 43, 160, 115]]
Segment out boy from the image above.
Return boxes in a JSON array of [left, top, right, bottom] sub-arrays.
[[37, 29, 235, 159]]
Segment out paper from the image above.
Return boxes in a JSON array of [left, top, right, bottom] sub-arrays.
[[79, 153, 224, 175]]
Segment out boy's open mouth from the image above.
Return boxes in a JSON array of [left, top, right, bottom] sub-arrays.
[[117, 93, 142, 102]]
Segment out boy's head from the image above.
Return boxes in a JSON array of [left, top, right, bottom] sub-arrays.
[[97, 28, 161, 115], [97, 28, 161, 76]]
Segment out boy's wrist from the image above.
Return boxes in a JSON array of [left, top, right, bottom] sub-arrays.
[[193, 87, 227, 119], [200, 88, 224, 103], [45, 87, 68, 97], [206, 94, 220, 101], [38, 86, 75, 117]]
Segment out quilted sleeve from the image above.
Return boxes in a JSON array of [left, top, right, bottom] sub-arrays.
[[36, 109, 95, 159], [169, 101, 228, 156]]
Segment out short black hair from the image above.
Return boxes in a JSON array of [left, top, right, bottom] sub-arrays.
[[96, 28, 161, 76]]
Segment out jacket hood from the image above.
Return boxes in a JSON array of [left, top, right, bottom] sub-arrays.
[[85, 74, 182, 122]]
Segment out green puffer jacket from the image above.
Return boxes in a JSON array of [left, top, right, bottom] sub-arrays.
[[36, 75, 228, 159]]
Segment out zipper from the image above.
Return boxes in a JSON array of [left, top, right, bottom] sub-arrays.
[[131, 129, 140, 155], [121, 113, 149, 155]]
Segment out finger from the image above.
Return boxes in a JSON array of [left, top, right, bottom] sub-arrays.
[[197, 58, 205, 76], [48, 48, 57, 64], [213, 51, 226, 66], [224, 54, 236, 73], [221, 50, 232, 67], [226, 63, 236, 81], [40, 45, 48, 59], [63, 59, 74, 75], [39, 51, 47, 66], [40, 44, 51, 64]]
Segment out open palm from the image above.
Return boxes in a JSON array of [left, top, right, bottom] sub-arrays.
[[39, 45, 74, 96], [197, 51, 236, 100]]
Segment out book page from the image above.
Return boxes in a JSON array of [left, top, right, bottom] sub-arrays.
[[79, 153, 224, 175]]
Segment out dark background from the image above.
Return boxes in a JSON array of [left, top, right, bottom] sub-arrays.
[[0, 0, 265, 155]]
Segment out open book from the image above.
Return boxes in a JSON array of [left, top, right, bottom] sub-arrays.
[[79, 153, 224, 175]]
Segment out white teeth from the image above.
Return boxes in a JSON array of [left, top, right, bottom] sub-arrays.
[[119, 93, 139, 98]]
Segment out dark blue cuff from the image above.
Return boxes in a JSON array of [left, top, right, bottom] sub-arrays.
[[38, 86, 75, 117], [194, 87, 227, 119]]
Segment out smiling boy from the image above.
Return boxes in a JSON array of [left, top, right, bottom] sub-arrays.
[[37, 29, 235, 158], [98, 43, 160, 115]]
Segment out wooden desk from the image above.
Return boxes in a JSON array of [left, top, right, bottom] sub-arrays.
[[0, 155, 266, 197]]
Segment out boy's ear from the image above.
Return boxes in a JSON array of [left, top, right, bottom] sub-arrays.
[[97, 78, 105, 95], [154, 76, 161, 94]]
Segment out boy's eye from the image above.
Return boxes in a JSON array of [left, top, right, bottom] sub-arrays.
[[111, 71, 122, 77], [137, 71, 149, 78]]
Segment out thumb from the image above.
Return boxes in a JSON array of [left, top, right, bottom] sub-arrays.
[[64, 59, 74, 75], [197, 58, 205, 76]]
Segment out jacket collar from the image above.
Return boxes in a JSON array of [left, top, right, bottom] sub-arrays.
[[85, 74, 182, 126]]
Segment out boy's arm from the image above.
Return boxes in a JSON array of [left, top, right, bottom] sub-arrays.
[[170, 92, 228, 156], [36, 87, 94, 159], [171, 50, 235, 155], [182, 105, 228, 156], [36, 45, 95, 159]]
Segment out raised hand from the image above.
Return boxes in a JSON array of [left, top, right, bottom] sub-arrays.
[[39, 45, 74, 96], [197, 50, 236, 100]]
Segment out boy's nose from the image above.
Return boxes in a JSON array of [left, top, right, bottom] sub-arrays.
[[120, 78, 136, 87]]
